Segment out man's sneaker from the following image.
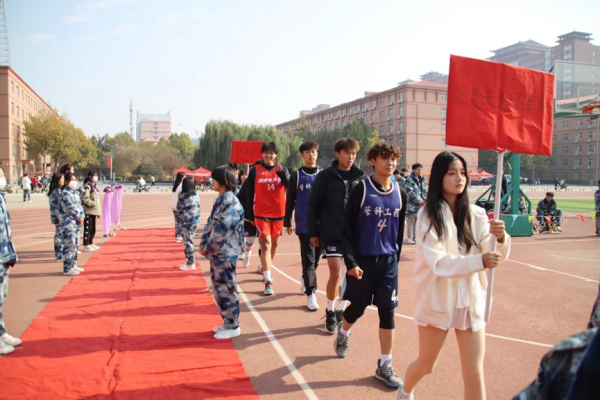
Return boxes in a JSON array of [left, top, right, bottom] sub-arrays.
[[63, 268, 80, 276], [325, 310, 337, 333], [180, 264, 196, 271], [55, 257, 63, 262], [375, 359, 404, 388], [334, 322, 350, 358], [307, 293, 319, 311], [74, 265, 85, 272], [242, 250, 251, 267], [83, 245, 96, 252], [335, 310, 344, 325], [256, 261, 262, 275], [176, 236, 183, 243], [264, 280, 274, 296], [557, 226, 563, 232], [406, 239, 416, 244], [214, 327, 241, 339], [397, 389, 415, 400], [91, 244, 100, 250], [299, 274, 305, 294], [77, 250, 82, 254], [213, 325, 225, 333], [28, 200, 32, 203], [0, 340, 14, 355], [1, 333, 22, 347]]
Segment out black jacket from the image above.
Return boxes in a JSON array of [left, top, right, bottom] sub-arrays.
[[245, 161, 290, 221], [307, 160, 367, 241]]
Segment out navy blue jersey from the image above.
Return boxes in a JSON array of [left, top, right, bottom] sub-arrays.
[[295, 169, 320, 234], [354, 177, 402, 256]]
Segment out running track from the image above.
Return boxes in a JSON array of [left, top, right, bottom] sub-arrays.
[[3, 190, 599, 399]]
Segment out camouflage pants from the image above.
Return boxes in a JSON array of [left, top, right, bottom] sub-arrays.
[[173, 211, 182, 238], [181, 224, 198, 266], [0, 266, 8, 334], [60, 225, 79, 273], [210, 257, 240, 329], [54, 224, 63, 260], [596, 214, 600, 235]]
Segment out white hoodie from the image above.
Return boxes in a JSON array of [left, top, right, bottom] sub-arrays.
[[170, 182, 182, 211], [413, 203, 510, 332]]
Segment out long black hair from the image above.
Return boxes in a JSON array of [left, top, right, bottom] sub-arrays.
[[172, 172, 186, 192], [84, 171, 96, 185], [62, 172, 75, 190], [48, 173, 63, 197], [60, 164, 73, 174], [211, 165, 237, 192], [181, 176, 196, 196], [424, 151, 476, 252]]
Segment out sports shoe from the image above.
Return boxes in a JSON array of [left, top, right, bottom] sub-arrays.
[[336, 310, 344, 325], [74, 265, 85, 272], [91, 244, 100, 250], [180, 264, 196, 271], [325, 310, 337, 333], [397, 389, 415, 400], [77, 250, 82, 254], [242, 250, 251, 267], [213, 325, 225, 333], [375, 359, 404, 388], [55, 257, 63, 262], [557, 226, 563, 232], [63, 268, 80, 276], [0, 340, 14, 355], [406, 239, 416, 244], [334, 322, 350, 358], [214, 327, 241, 339], [299, 274, 305, 294], [264, 280, 274, 296], [28, 200, 32, 203], [1, 333, 22, 347], [83, 245, 96, 252], [176, 237, 183, 243], [307, 293, 319, 311], [256, 261, 262, 274]]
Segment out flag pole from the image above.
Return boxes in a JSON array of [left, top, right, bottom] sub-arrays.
[[485, 150, 505, 322]]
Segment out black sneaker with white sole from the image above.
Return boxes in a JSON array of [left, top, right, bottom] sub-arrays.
[[325, 310, 337, 333], [335, 310, 344, 325]]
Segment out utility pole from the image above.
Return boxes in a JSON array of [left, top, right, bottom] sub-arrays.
[[0, 0, 10, 67], [129, 100, 134, 139]]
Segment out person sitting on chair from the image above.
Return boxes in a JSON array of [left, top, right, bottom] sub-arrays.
[[536, 192, 562, 232]]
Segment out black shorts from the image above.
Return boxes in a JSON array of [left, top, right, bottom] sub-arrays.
[[321, 240, 343, 258], [244, 220, 257, 237], [343, 253, 399, 310]]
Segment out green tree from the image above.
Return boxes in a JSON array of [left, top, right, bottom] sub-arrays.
[[23, 109, 62, 171], [344, 120, 379, 168], [169, 132, 195, 157], [521, 154, 551, 182], [478, 150, 498, 172]]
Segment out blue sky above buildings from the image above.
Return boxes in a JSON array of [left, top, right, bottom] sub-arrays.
[[7, 0, 600, 139]]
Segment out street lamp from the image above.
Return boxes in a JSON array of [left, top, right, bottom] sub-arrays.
[[109, 144, 118, 184]]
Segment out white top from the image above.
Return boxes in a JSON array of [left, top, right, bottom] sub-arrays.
[[170, 182, 182, 210], [139, 178, 146, 186], [21, 176, 31, 190], [412, 203, 511, 332]]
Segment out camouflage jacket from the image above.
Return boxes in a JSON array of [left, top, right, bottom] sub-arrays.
[[0, 194, 17, 265], [176, 193, 201, 228], [536, 199, 559, 215], [59, 188, 84, 227], [404, 172, 427, 216], [595, 189, 600, 212], [49, 189, 61, 225], [200, 191, 244, 260], [589, 284, 599, 330]]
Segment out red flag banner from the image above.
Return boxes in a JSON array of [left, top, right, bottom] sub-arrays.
[[577, 214, 586, 223], [230, 141, 264, 164], [446, 55, 555, 155], [544, 216, 552, 225], [106, 158, 112, 168]]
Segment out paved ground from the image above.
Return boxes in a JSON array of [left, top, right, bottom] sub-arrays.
[[2, 189, 599, 400]]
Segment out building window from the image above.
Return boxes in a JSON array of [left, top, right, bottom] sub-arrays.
[[589, 172, 595, 180], [562, 133, 569, 141], [355, 105, 360, 113], [575, 172, 582, 180], [16, 106, 19, 116], [562, 121, 569, 128], [380, 98, 385, 106], [10, 81, 13, 93], [590, 145, 596, 153], [16, 86, 19, 97], [562, 159, 568, 167], [442, 108, 446, 118], [553, 122, 557, 129], [399, 137, 405, 147], [11, 123, 14, 137], [389, 124, 394, 133], [576, 158, 583, 166], [591, 120, 597, 126], [576, 132, 583, 140], [441, 93, 447, 102], [589, 158, 596, 167], [590, 131, 596, 140], [399, 92, 404, 103], [441, 138, 447, 147], [389, 95, 394, 105], [371, 113, 375, 123], [389, 109, 394, 119], [576, 145, 583, 154], [399, 121, 404, 132], [553, 134, 557, 141], [577, 119, 583, 127], [10, 102, 13, 114], [371, 100, 376, 109], [441, 123, 446, 133], [399, 106, 404, 116], [562, 146, 569, 154], [380, 111, 385, 120]]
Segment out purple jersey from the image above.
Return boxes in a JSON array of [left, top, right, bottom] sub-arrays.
[[295, 169, 320, 234], [354, 177, 402, 256]]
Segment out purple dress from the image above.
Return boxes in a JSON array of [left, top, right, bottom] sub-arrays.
[[102, 186, 114, 235], [111, 184, 123, 227]]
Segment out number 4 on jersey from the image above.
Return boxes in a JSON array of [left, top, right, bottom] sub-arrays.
[[378, 219, 387, 232]]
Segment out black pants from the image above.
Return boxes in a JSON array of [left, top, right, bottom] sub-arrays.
[[298, 233, 320, 295], [83, 215, 97, 245]]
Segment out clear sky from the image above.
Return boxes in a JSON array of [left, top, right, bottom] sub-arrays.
[[7, 0, 600, 139]]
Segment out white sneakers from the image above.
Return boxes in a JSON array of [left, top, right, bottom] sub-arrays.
[[307, 293, 319, 311], [1, 333, 22, 347], [63, 268, 80, 276], [175, 237, 183, 243], [83, 245, 96, 252], [406, 239, 416, 244], [242, 250, 251, 267], [75, 265, 85, 272], [300, 274, 305, 294], [179, 264, 196, 271], [214, 327, 241, 339], [0, 340, 14, 355], [91, 244, 99, 250]]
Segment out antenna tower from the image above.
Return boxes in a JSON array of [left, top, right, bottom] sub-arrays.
[[0, 0, 11, 66], [129, 100, 134, 138]]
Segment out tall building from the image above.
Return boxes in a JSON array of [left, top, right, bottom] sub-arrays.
[[136, 111, 171, 142], [0, 67, 55, 182], [420, 71, 448, 84], [275, 80, 479, 173]]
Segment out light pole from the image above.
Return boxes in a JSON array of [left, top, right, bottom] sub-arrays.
[[109, 144, 118, 184]]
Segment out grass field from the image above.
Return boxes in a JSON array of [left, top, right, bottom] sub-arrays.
[[553, 198, 596, 214]]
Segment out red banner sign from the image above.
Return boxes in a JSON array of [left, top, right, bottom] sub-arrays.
[[446, 55, 555, 155], [230, 141, 264, 164], [107, 158, 112, 168]]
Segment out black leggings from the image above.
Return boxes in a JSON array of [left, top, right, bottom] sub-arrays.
[[83, 215, 97, 245]]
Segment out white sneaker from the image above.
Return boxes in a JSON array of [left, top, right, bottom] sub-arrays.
[[91, 244, 100, 250], [77, 250, 82, 254], [300, 274, 305, 294], [242, 250, 251, 267], [213, 325, 225, 333], [74, 265, 85, 272], [28, 200, 32, 203], [0, 340, 14, 355], [1, 333, 22, 347], [63, 269, 80, 276], [214, 327, 241, 339], [83, 245, 96, 252], [176, 237, 183, 243], [179, 264, 196, 271], [307, 293, 319, 311], [256, 261, 262, 275], [406, 239, 416, 244], [557, 226, 563, 232]]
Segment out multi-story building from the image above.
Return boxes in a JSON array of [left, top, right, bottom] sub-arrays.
[[0, 66, 56, 183], [275, 80, 479, 173], [136, 111, 171, 142]]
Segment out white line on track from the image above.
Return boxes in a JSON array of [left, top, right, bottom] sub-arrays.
[[512, 238, 600, 246], [551, 254, 599, 262], [507, 259, 599, 283], [270, 266, 553, 348], [237, 285, 319, 400]]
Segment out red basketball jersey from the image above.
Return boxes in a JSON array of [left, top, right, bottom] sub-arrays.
[[253, 164, 286, 219]]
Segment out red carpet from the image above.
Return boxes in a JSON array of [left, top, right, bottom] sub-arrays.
[[0, 229, 258, 400]]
